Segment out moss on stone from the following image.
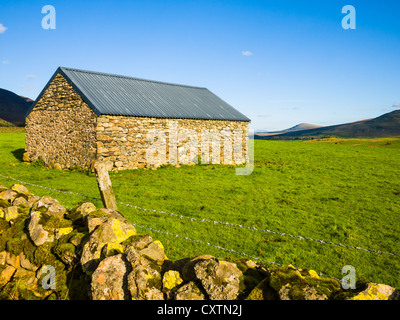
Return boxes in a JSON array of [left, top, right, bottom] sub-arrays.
[[22, 238, 37, 266], [32, 242, 58, 266], [246, 276, 279, 300], [39, 214, 72, 230], [17, 206, 31, 215], [6, 237, 25, 256], [54, 243, 77, 265], [68, 230, 87, 248], [0, 200, 11, 208], [269, 266, 341, 300], [332, 279, 369, 300], [1, 214, 29, 255], [0, 219, 10, 236], [87, 209, 107, 219], [1, 281, 39, 300]]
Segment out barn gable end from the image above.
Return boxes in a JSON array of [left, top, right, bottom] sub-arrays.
[[25, 73, 98, 169]]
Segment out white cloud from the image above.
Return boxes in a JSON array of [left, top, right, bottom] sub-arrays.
[[2, 60, 9, 65], [20, 85, 33, 91], [268, 99, 318, 103], [26, 74, 36, 79], [241, 51, 253, 56], [0, 24, 7, 34], [392, 103, 400, 108]]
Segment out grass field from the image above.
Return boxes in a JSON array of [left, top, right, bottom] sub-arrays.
[[0, 131, 399, 288]]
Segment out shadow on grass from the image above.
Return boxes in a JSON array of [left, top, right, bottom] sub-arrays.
[[12, 148, 25, 162]]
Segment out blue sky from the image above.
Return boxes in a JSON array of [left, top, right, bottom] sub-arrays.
[[1, 0, 399, 131]]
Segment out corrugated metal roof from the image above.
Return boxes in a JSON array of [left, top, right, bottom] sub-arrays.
[[34, 67, 249, 121]]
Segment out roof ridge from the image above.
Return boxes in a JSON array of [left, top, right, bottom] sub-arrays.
[[26, 66, 251, 122], [59, 66, 208, 90]]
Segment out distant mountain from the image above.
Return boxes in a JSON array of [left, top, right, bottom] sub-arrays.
[[256, 123, 322, 136], [0, 88, 34, 126], [255, 109, 400, 140], [284, 123, 322, 132], [0, 117, 14, 127]]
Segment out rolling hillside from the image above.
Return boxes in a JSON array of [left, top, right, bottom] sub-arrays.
[[255, 109, 400, 140], [0, 117, 14, 127], [0, 88, 34, 126], [256, 123, 322, 136]]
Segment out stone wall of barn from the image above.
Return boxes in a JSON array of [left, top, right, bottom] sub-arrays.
[[96, 116, 249, 171], [25, 74, 98, 169]]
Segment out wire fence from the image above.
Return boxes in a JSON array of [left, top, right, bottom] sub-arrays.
[[1, 172, 399, 282]]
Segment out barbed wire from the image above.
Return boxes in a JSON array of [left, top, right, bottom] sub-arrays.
[[128, 221, 341, 281], [1, 173, 399, 259], [118, 200, 400, 258], [0, 173, 101, 201], [0, 173, 342, 280]]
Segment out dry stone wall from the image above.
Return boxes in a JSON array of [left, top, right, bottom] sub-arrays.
[[0, 183, 399, 300]]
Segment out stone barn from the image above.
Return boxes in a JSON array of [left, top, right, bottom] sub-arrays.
[[25, 67, 251, 171]]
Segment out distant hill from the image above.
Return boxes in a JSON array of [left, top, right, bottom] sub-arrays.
[[284, 123, 322, 132], [255, 109, 400, 140], [0, 88, 34, 126], [256, 123, 322, 136], [0, 117, 14, 127]]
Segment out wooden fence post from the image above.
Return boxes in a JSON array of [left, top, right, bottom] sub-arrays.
[[94, 162, 118, 211]]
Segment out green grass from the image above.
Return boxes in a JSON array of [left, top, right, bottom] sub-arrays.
[[0, 127, 25, 133], [0, 132, 399, 288]]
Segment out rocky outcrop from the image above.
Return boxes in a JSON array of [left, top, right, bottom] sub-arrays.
[[0, 183, 398, 300]]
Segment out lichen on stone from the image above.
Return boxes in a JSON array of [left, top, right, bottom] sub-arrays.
[[349, 283, 399, 300], [162, 270, 183, 292], [246, 276, 278, 300]]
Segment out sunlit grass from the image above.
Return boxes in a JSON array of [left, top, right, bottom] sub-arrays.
[[0, 132, 399, 287]]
